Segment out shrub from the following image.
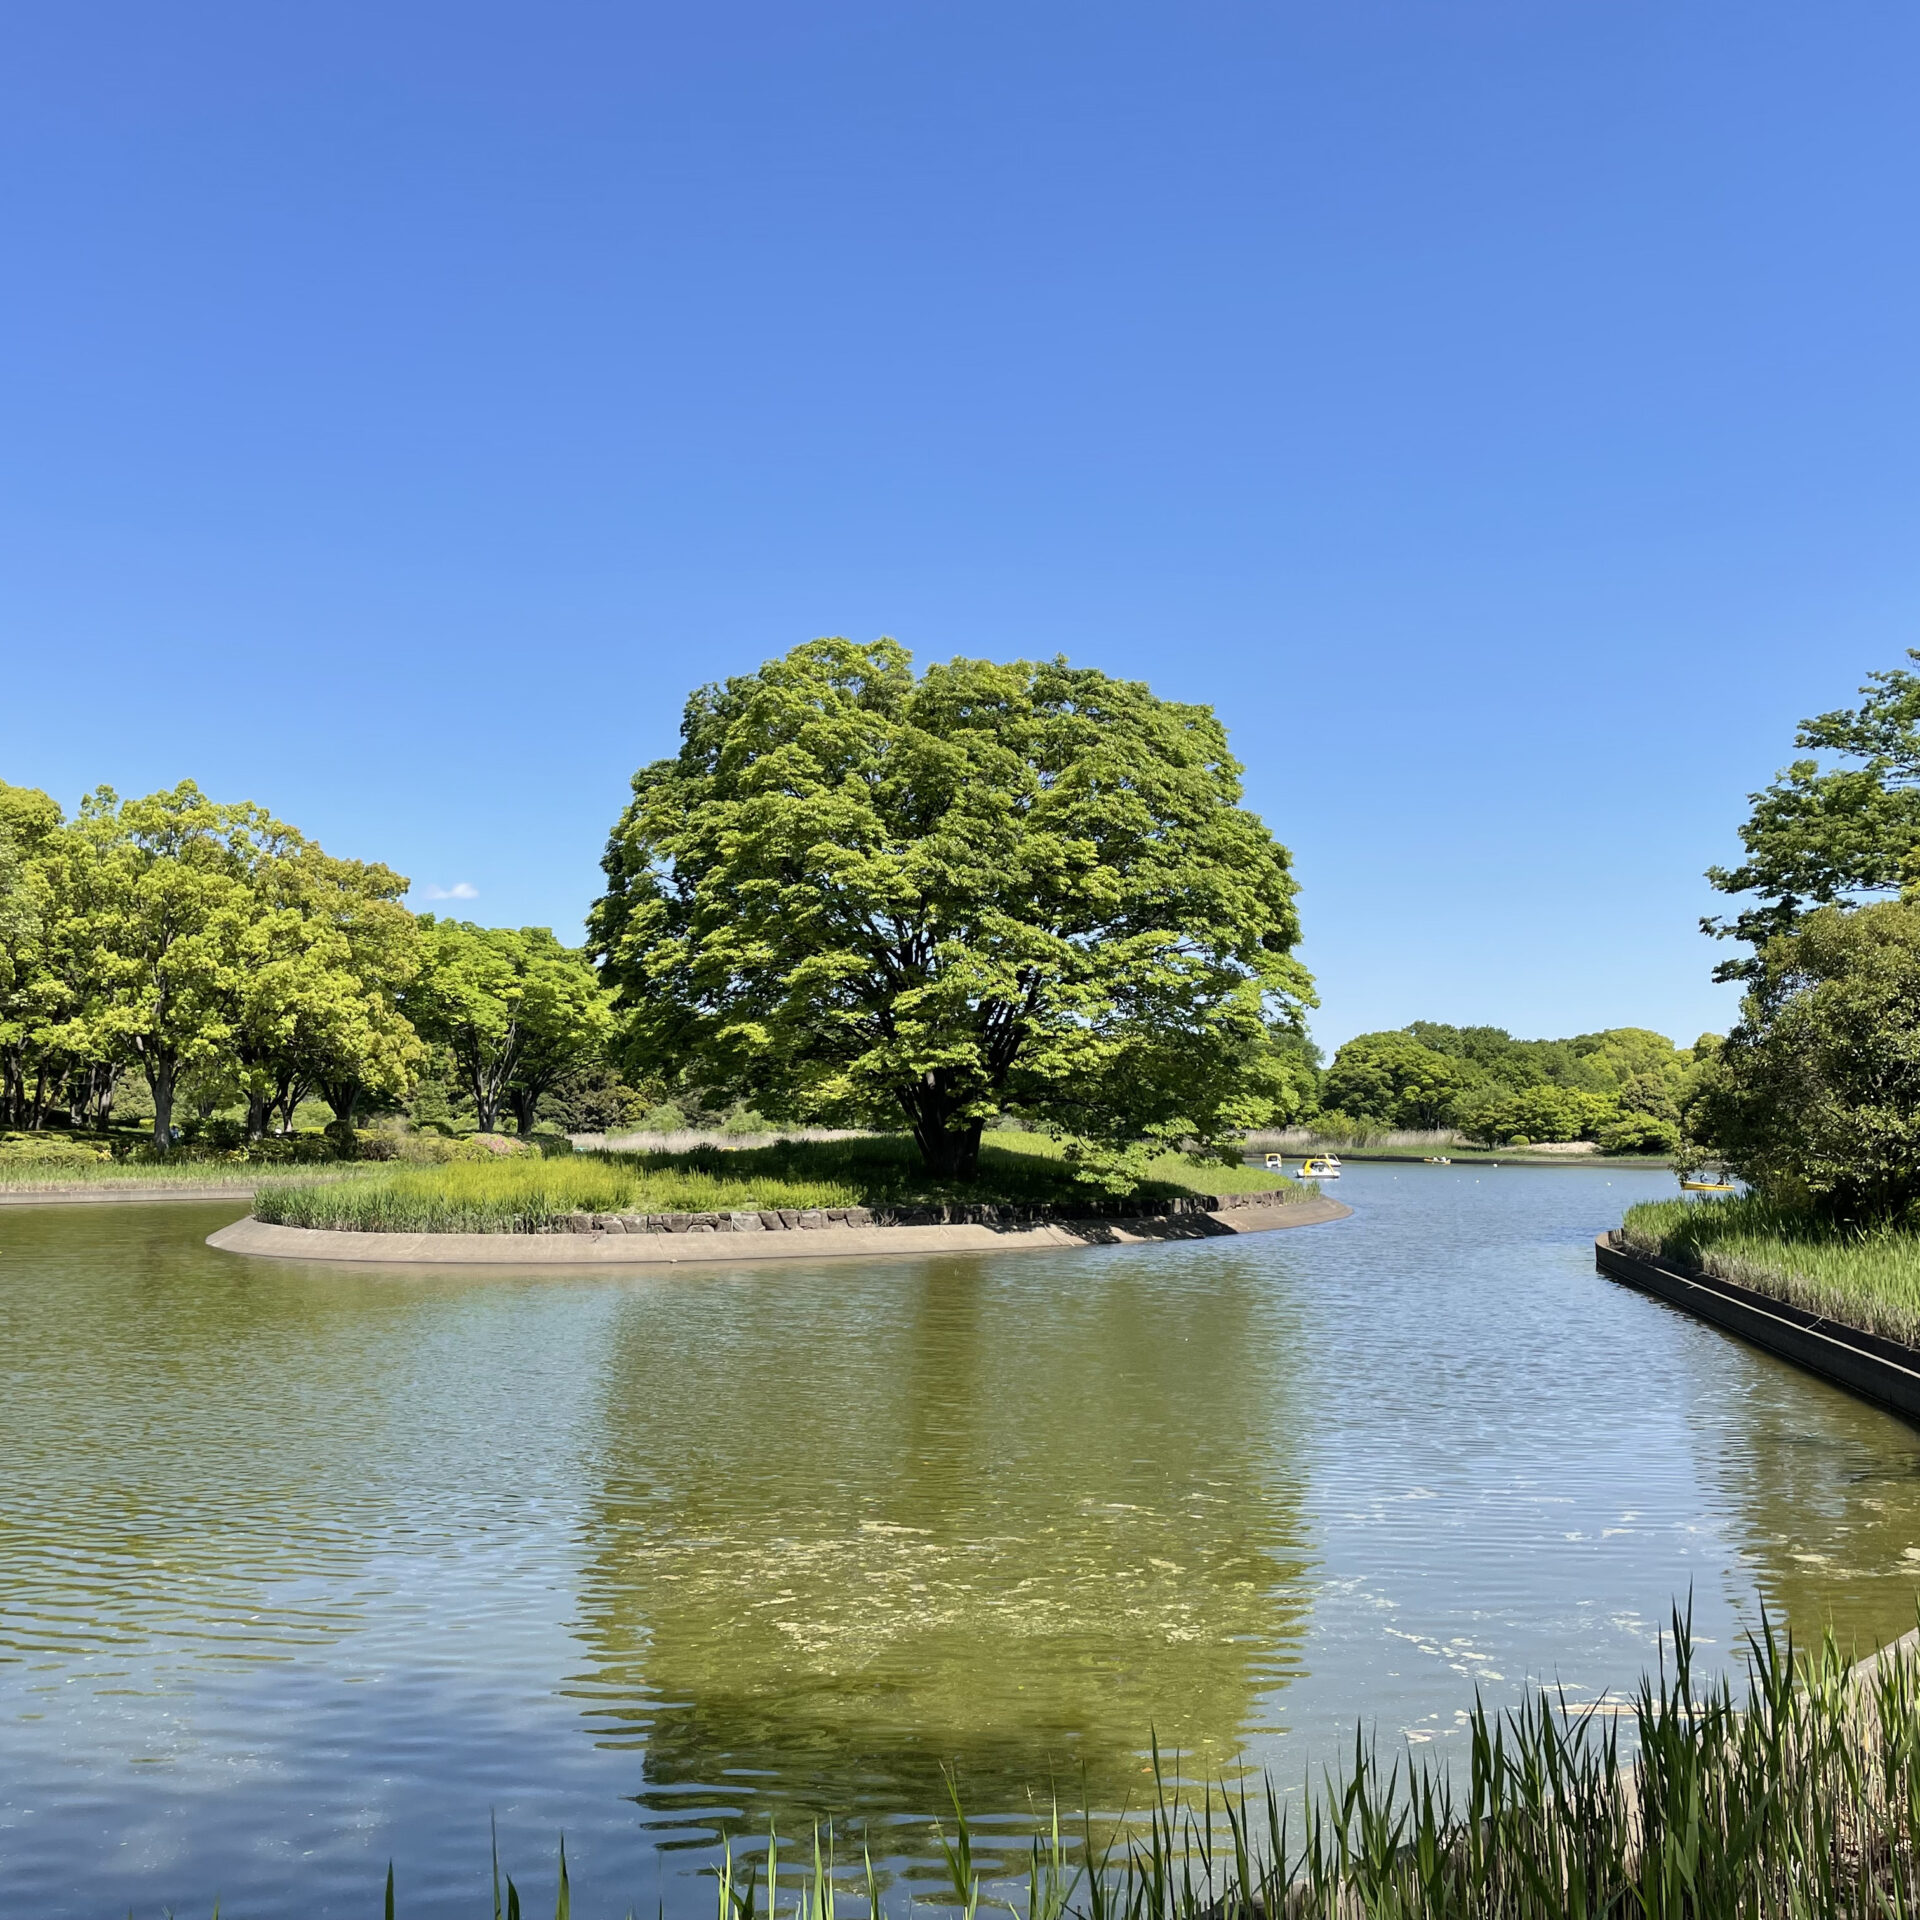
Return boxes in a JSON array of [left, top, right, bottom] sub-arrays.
[[1597, 1110, 1680, 1154], [0, 1131, 111, 1164]]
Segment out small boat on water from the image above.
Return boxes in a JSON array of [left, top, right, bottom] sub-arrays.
[[1300, 1154, 1342, 1179], [1424, 1155, 1452, 1164], [1681, 1178, 1737, 1192]]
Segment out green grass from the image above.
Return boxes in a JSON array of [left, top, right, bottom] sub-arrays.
[[1621, 1193, 1920, 1347], [0, 1153, 372, 1192], [152, 1609, 1920, 1918], [254, 1131, 1305, 1234]]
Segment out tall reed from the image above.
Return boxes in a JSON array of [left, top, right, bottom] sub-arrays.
[[324, 1609, 1920, 1918], [1622, 1194, 1920, 1347]]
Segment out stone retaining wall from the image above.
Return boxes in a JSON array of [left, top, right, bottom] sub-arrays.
[[1596, 1231, 1920, 1426], [547, 1187, 1297, 1237]]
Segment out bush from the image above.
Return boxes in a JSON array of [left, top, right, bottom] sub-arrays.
[[1597, 1110, 1680, 1154], [0, 1131, 111, 1164]]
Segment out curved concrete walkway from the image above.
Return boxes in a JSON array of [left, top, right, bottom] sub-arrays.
[[209, 1196, 1351, 1267]]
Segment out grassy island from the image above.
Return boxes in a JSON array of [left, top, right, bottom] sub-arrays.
[[1621, 1194, 1920, 1347], [252, 1130, 1305, 1235]]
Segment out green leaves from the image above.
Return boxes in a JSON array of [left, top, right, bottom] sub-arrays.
[[1690, 900, 1920, 1223], [407, 921, 612, 1135], [591, 640, 1312, 1181], [1707, 649, 1920, 977]]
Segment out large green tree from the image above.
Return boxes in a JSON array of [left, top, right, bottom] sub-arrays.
[[1687, 901, 1920, 1221], [0, 782, 74, 1128], [407, 920, 611, 1134], [226, 842, 422, 1138], [59, 783, 297, 1148], [1706, 652, 1920, 978], [1320, 1031, 1473, 1128], [591, 638, 1312, 1183]]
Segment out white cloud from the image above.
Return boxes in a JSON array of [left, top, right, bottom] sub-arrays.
[[418, 881, 479, 901]]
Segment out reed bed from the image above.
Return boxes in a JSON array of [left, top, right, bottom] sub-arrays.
[[1248, 1126, 1464, 1152], [1622, 1195, 1920, 1348], [0, 1156, 379, 1192], [255, 1132, 1300, 1235], [279, 1610, 1920, 1919]]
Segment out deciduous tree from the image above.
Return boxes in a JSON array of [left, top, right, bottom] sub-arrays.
[[1706, 652, 1920, 977], [591, 639, 1311, 1184], [1687, 901, 1920, 1221], [408, 920, 610, 1134]]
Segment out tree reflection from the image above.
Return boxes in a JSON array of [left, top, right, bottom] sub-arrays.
[[569, 1247, 1316, 1847], [1697, 1367, 1920, 1657]]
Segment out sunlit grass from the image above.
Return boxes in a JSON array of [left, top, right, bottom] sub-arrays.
[[1621, 1193, 1920, 1346], [255, 1131, 1304, 1234]]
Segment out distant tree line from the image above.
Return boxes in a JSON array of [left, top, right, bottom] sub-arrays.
[[1305, 1022, 1703, 1153], [0, 778, 616, 1152], [43, 634, 1915, 1205]]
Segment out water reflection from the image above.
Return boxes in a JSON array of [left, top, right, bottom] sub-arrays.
[[570, 1248, 1316, 1833], [1691, 1361, 1920, 1653]]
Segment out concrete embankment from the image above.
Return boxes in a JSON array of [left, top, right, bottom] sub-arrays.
[[1596, 1231, 1920, 1426], [210, 1195, 1351, 1267]]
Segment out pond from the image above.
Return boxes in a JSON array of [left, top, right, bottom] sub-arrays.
[[5, 1163, 1920, 1916]]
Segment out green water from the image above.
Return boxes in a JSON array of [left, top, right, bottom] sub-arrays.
[[5, 1166, 1920, 1916]]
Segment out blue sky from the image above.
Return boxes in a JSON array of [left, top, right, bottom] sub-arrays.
[[2, 2, 1915, 1050]]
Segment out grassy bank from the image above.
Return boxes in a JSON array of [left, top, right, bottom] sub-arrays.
[[159, 1613, 1920, 1918], [255, 1131, 1304, 1234], [1621, 1194, 1920, 1347]]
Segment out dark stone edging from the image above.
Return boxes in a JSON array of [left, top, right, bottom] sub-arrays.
[[541, 1186, 1302, 1238], [1595, 1232, 1920, 1425]]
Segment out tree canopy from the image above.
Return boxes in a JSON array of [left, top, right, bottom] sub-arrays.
[[1687, 901, 1920, 1221], [408, 919, 612, 1136], [1315, 1021, 1701, 1148], [0, 776, 599, 1151], [591, 638, 1313, 1183], [1706, 652, 1920, 977]]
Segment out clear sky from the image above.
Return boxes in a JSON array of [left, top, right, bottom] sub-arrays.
[[3, 2, 1915, 1051]]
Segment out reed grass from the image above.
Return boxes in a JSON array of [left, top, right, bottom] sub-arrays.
[[249, 1608, 1920, 1919], [0, 1156, 379, 1192], [1621, 1194, 1920, 1348], [254, 1132, 1303, 1234]]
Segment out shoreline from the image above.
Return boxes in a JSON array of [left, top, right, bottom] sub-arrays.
[[209, 1195, 1352, 1266], [1595, 1232, 1920, 1426]]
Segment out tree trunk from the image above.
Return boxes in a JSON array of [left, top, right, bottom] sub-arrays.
[[83, 1062, 119, 1130], [901, 1084, 984, 1181], [1, 1045, 19, 1129], [505, 1085, 539, 1138], [27, 1062, 51, 1131], [319, 1080, 360, 1129], [273, 1073, 311, 1135], [149, 1058, 176, 1150], [245, 1089, 271, 1141]]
